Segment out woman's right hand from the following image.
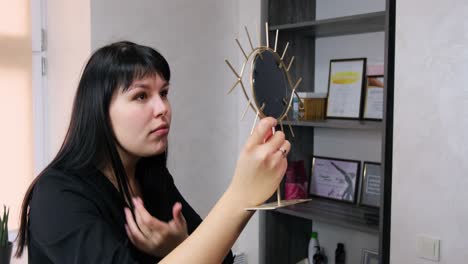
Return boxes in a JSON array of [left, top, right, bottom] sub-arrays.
[[228, 117, 290, 208], [159, 117, 290, 264]]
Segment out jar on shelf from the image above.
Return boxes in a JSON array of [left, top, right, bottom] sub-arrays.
[[297, 92, 327, 121]]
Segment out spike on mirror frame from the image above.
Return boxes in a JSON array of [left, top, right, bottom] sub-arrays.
[[236, 39, 248, 60], [241, 100, 252, 121], [287, 56, 295, 72], [245, 26, 254, 52], [274, 29, 279, 52]]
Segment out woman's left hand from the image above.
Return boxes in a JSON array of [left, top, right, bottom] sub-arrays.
[[124, 197, 188, 257]]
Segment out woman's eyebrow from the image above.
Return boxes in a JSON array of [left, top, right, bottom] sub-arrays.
[[128, 81, 170, 91], [130, 83, 150, 90]]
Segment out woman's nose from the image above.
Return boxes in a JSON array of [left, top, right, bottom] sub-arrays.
[[152, 96, 169, 117]]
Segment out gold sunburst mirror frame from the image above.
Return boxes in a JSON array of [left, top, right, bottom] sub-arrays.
[[225, 23, 311, 211]]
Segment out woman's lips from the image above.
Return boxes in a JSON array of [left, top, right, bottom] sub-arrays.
[[150, 127, 169, 136]]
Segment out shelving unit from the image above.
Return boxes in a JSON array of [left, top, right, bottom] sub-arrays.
[[282, 119, 382, 130], [276, 199, 379, 234], [260, 1, 393, 264], [270, 11, 386, 37]]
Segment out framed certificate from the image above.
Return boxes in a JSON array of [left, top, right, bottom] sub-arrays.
[[363, 75, 384, 120], [309, 156, 360, 203], [326, 58, 367, 119], [359, 162, 382, 208]]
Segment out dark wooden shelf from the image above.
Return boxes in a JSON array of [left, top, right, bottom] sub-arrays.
[[275, 198, 380, 234], [270, 11, 386, 37], [282, 119, 382, 130]]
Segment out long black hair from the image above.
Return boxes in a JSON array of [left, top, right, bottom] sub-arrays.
[[15, 41, 171, 257]]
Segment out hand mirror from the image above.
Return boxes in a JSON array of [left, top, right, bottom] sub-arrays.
[[225, 24, 311, 210]]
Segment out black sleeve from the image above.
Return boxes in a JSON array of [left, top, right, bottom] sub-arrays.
[[28, 171, 139, 264], [164, 170, 235, 264]]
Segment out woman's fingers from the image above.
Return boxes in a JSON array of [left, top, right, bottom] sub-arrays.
[[125, 224, 138, 245], [124, 207, 147, 244], [269, 140, 291, 170], [132, 199, 152, 238], [133, 197, 167, 232], [171, 202, 187, 229], [246, 117, 277, 148], [260, 130, 286, 155]]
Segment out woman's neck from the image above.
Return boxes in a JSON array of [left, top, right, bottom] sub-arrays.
[[100, 164, 141, 198], [100, 147, 141, 197]]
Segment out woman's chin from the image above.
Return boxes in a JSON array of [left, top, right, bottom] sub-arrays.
[[143, 145, 167, 157]]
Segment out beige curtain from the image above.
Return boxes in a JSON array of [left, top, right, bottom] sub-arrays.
[[0, 0, 34, 231]]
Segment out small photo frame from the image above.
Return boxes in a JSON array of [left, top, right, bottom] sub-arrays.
[[364, 75, 384, 120], [309, 156, 360, 203], [326, 58, 367, 119], [361, 249, 379, 264], [359, 162, 382, 208]]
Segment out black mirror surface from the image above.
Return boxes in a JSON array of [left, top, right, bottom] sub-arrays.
[[252, 50, 290, 118]]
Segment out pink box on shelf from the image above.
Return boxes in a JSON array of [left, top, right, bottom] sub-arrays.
[[367, 64, 384, 76]]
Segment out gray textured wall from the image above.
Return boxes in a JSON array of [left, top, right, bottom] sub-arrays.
[[392, 0, 468, 263]]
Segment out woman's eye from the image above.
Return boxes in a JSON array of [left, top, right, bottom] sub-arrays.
[[161, 90, 169, 98], [135, 93, 147, 101]]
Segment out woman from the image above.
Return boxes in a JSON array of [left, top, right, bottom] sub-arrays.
[[15, 41, 289, 263]]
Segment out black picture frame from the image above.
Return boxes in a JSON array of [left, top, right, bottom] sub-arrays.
[[361, 249, 379, 264], [363, 75, 384, 121], [309, 156, 361, 204], [326, 58, 367, 120], [359, 162, 382, 208]]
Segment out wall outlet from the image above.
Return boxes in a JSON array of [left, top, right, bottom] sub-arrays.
[[417, 235, 440, 262]]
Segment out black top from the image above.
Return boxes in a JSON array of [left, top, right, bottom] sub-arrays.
[[28, 166, 234, 263]]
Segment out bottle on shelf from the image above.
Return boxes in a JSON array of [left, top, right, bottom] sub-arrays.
[[292, 94, 299, 120], [335, 243, 345, 264], [312, 247, 325, 264], [308, 231, 319, 264]]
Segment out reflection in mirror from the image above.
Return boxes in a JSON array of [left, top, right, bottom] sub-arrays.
[[252, 50, 291, 119]]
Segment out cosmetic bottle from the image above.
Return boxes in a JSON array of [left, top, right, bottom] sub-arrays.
[[335, 243, 345, 264]]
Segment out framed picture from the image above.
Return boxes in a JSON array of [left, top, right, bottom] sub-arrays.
[[363, 75, 384, 120], [359, 162, 382, 208], [326, 58, 367, 119], [309, 156, 360, 203], [361, 249, 379, 264]]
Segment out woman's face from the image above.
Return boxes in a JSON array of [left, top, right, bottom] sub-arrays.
[[109, 74, 171, 162]]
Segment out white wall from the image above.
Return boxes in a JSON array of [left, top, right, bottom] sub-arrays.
[[391, 0, 468, 263], [235, 1, 262, 262]]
